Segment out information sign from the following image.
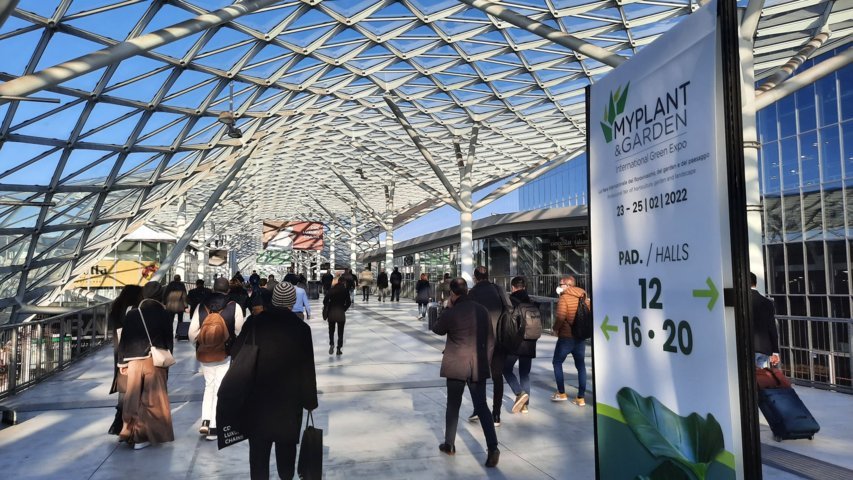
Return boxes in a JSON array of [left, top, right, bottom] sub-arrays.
[[589, 1, 748, 478]]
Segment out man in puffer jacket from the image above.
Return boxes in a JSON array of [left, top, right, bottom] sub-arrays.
[[551, 275, 590, 406]]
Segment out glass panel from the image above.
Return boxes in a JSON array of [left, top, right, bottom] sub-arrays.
[[786, 243, 805, 294], [840, 62, 852, 121], [801, 190, 822, 240], [815, 74, 838, 127], [782, 192, 802, 241], [761, 141, 780, 194], [823, 184, 844, 239], [780, 137, 799, 192], [778, 94, 797, 138], [820, 125, 842, 182], [827, 240, 849, 295], [757, 103, 778, 144], [788, 296, 806, 316], [830, 297, 850, 319], [796, 84, 817, 133], [808, 297, 827, 317], [804, 242, 826, 294], [843, 121, 853, 181], [771, 295, 787, 315], [799, 131, 819, 191], [766, 245, 786, 294]]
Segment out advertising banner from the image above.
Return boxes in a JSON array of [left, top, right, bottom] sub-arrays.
[[589, 1, 748, 478], [71, 260, 158, 288], [262, 221, 324, 251]]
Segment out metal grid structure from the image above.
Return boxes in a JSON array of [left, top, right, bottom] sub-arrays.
[[0, 0, 850, 318]]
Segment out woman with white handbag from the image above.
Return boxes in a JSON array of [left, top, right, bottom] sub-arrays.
[[116, 280, 175, 450]]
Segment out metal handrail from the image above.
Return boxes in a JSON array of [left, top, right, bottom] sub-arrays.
[[775, 315, 852, 394], [0, 302, 112, 400]]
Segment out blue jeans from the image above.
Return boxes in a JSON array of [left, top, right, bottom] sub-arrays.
[[553, 337, 586, 397], [503, 355, 532, 398]]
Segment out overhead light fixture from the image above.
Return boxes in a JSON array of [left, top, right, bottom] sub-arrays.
[[218, 83, 242, 138]]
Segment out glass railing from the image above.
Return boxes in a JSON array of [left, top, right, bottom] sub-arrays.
[[776, 315, 852, 394], [0, 302, 112, 400]]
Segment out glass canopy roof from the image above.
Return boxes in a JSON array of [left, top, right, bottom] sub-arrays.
[[0, 0, 849, 316]]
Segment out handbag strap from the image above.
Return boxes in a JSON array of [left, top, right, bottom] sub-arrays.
[[138, 300, 154, 349], [304, 410, 314, 428]]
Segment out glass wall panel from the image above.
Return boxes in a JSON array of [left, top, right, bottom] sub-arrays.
[[796, 84, 817, 134], [801, 190, 822, 240], [767, 244, 786, 294], [827, 240, 849, 295], [780, 137, 799, 191], [808, 296, 827, 317], [799, 131, 819, 191], [778, 95, 797, 138], [758, 103, 778, 144], [815, 74, 838, 127], [762, 141, 781, 193], [804, 241, 826, 294], [782, 192, 802, 242], [843, 121, 853, 181], [786, 243, 805, 294], [841, 64, 852, 121], [820, 125, 842, 182], [823, 185, 844, 239]]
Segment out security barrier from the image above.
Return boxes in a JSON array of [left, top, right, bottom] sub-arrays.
[[0, 303, 112, 400]]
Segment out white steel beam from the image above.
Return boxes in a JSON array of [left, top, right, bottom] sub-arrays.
[[457, 0, 626, 68], [329, 164, 387, 228], [740, 0, 765, 41], [384, 96, 464, 208], [755, 47, 852, 110], [0, 0, 282, 103]]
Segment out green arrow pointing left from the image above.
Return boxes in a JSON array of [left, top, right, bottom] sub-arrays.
[[692, 276, 719, 311], [601, 315, 618, 341]]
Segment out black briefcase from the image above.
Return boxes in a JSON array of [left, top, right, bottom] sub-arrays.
[[297, 412, 323, 480]]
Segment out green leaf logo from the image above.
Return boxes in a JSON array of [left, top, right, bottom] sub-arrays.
[[601, 82, 630, 143]]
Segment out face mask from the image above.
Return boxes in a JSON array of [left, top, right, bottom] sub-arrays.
[[556, 287, 564, 295]]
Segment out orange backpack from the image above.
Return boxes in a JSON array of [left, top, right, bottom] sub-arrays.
[[196, 306, 231, 363]]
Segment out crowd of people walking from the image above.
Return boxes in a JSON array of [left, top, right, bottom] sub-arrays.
[[106, 265, 591, 476]]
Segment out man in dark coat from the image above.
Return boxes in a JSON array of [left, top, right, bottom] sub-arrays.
[[228, 282, 318, 480], [390, 267, 403, 302], [751, 272, 779, 368], [432, 278, 499, 467], [283, 267, 299, 286], [504, 276, 537, 414], [323, 278, 352, 355], [467, 265, 508, 425], [321, 270, 333, 294], [248, 270, 261, 287], [187, 279, 211, 318]]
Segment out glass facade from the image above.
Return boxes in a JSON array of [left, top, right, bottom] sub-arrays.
[[757, 49, 852, 319], [518, 155, 588, 211]]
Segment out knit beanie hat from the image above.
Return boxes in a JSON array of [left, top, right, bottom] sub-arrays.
[[142, 281, 164, 301], [272, 281, 297, 309]]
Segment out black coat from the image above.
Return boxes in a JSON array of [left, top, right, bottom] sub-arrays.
[[469, 281, 505, 335], [321, 272, 333, 290], [187, 286, 212, 317], [377, 272, 389, 289], [230, 307, 318, 443], [751, 289, 779, 355], [432, 295, 494, 382], [323, 283, 351, 323], [390, 270, 402, 287], [510, 290, 537, 358], [116, 299, 174, 364], [415, 280, 431, 304], [228, 287, 249, 312]]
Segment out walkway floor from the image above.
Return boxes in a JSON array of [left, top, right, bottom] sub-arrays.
[[1, 299, 851, 479]]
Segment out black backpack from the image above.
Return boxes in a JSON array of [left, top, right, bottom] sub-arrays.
[[571, 294, 593, 340], [516, 303, 542, 340], [494, 285, 523, 352]]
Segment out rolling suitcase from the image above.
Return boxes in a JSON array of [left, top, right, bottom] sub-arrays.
[[427, 302, 441, 331], [758, 387, 819, 442], [175, 321, 190, 341]]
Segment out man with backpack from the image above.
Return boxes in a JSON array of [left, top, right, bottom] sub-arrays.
[[467, 266, 508, 426], [504, 276, 541, 414], [552, 275, 591, 406], [188, 277, 245, 441]]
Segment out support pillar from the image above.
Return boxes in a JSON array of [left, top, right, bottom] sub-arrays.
[[459, 173, 474, 286], [329, 224, 336, 272], [350, 211, 357, 272], [740, 30, 766, 293], [385, 183, 395, 275]]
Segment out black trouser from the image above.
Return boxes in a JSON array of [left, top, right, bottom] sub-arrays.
[[248, 438, 296, 480], [328, 321, 345, 348], [391, 285, 401, 301], [362, 286, 370, 301], [490, 349, 506, 414], [445, 379, 498, 450], [174, 311, 184, 335]]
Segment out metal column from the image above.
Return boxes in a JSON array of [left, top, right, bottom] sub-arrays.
[[740, 30, 766, 293], [459, 169, 474, 286], [329, 224, 336, 271], [385, 183, 395, 275], [350, 211, 357, 272]]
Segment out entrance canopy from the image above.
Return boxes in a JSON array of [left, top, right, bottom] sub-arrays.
[[0, 0, 849, 310]]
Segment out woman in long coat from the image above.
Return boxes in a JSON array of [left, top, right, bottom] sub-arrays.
[[229, 282, 318, 479], [415, 273, 431, 319], [116, 281, 175, 450], [107, 285, 143, 435], [323, 277, 351, 355]]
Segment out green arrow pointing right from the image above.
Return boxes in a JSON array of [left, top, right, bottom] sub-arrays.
[[601, 315, 618, 341], [692, 276, 719, 311]]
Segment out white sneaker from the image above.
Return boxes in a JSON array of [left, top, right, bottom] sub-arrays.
[[133, 441, 151, 450]]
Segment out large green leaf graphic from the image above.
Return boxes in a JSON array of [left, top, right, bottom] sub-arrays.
[[616, 82, 630, 113], [607, 93, 617, 124], [617, 387, 727, 480], [600, 122, 612, 143]]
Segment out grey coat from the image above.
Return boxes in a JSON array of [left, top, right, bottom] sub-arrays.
[[432, 295, 494, 382]]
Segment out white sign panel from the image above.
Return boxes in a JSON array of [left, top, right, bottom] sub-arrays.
[[589, 1, 743, 478]]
